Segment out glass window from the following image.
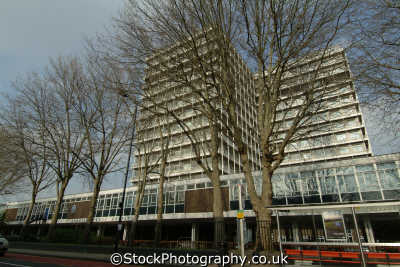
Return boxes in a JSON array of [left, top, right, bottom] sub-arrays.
[[99, 199, 104, 209], [353, 144, 365, 153], [336, 133, 346, 142], [150, 194, 157, 205], [338, 174, 357, 192], [186, 184, 195, 190], [272, 174, 288, 197], [349, 131, 361, 140], [320, 176, 338, 194], [176, 191, 185, 203], [285, 173, 301, 196], [112, 198, 118, 208], [313, 149, 324, 158], [142, 195, 149, 206], [221, 180, 228, 186], [356, 164, 374, 172], [125, 196, 133, 208], [230, 185, 239, 200], [358, 172, 379, 191], [339, 146, 350, 154], [167, 192, 175, 204], [377, 162, 396, 170], [105, 199, 111, 208], [302, 178, 319, 195], [379, 169, 400, 189], [302, 151, 311, 160], [196, 183, 205, 189], [336, 167, 353, 175]]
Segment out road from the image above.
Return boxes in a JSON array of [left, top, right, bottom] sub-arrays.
[[0, 253, 115, 267]]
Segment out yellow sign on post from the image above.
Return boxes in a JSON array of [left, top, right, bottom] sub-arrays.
[[237, 209, 244, 219]]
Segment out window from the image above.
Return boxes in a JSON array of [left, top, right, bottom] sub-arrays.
[[336, 133, 347, 142], [320, 176, 338, 194], [186, 184, 195, 190], [176, 191, 185, 204], [379, 169, 400, 189], [339, 146, 350, 154], [195, 183, 205, 189], [349, 131, 361, 140], [338, 174, 357, 192], [377, 162, 396, 170], [272, 174, 288, 197], [352, 144, 365, 153], [358, 172, 379, 191], [356, 164, 374, 172], [302, 151, 311, 160]]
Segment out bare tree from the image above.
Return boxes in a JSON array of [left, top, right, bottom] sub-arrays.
[[11, 57, 89, 240], [128, 116, 161, 246], [349, 0, 400, 137], [111, 0, 238, 246], [1, 101, 55, 235], [114, 0, 352, 252], [154, 113, 172, 246], [0, 128, 27, 196], [70, 55, 136, 243]]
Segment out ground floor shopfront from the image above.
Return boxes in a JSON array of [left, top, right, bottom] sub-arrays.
[[4, 201, 400, 250]]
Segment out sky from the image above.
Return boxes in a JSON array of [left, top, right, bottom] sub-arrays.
[[0, 0, 126, 203], [0, 1, 399, 203]]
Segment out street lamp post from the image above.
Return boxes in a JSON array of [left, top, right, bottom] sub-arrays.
[[114, 103, 137, 252]]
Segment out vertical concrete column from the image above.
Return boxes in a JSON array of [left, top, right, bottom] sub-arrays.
[[191, 223, 199, 248], [96, 225, 103, 239], [123, 226, 128, 241], [292, 222, 300, 242], [363, 217, 375, 243]]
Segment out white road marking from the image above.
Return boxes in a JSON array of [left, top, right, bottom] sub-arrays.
[[0, 261, 31, 267]]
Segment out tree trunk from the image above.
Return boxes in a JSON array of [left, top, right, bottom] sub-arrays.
[[212, 178, 225, 248], [255, 206, 273, 253], [20, 189, 37, 237], [82, 177, 102, 243], [154, 218, 162, 247], [128, 216, 138, 247], [47, 180, 68, 241], [128, 183, 144, 246], [210, 123, 225, 248], [154, 174, 165, 246], [236, 133, 274, 252]]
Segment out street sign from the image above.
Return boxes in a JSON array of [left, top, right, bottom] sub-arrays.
[[237, 209, 244, 219]]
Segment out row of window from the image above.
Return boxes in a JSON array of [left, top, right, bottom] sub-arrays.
[[13, 161, 400, 221], [230, 162, 399, 205]]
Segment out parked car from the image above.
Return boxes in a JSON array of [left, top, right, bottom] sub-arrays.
[[0, 234, 9, 256]]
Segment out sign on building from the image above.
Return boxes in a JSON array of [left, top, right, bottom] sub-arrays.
[[322, 211, 346, 241]]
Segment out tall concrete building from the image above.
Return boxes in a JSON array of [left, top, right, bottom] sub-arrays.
[[263, 47, 372, 167], [134, 39, 371, 184], [133, 33, 261, 183]]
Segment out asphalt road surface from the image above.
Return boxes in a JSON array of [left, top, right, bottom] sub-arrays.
[[0, 253, 115, 267]]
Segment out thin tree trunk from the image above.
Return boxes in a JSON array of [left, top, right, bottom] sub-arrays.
[[20, 189, 37, 237], [210, 124, 225, 248], [128, 212, 139, 246], [47, 180, 68, 240], [82, 176, 102, 243], [128, 181, 145, 246], [154, 174, 165, 246]]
